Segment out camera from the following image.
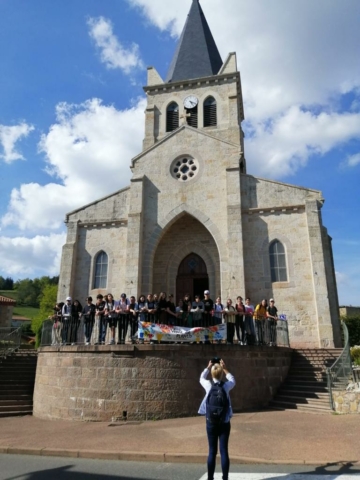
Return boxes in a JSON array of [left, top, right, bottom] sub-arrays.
[[211, 357, 221, 365]]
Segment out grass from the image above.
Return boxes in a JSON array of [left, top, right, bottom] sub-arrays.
[[0, 290, 17, 300], [13, 306, 40, 320]]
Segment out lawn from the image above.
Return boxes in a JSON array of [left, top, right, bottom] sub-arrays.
[[0, 290, 17, 300], [13, 306, 40, 320]]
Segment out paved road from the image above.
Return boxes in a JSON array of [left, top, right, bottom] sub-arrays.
[[1, 455, 360, 480]]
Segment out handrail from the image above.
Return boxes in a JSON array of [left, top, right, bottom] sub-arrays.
[[326, 321, 354, 410], [40, 313, 290, 347], [0, 327, 22, 358]]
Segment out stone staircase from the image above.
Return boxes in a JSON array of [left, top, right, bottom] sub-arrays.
[[0, 350, 38, 418], [269, 348, 343, 414]]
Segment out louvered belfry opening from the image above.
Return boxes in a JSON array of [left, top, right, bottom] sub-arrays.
[[204, 96, 217, 127], [186, 105, 198, 128], [166, 102, 179, 132]]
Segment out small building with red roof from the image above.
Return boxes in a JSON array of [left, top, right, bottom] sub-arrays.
[[0, 295, 16, 328]]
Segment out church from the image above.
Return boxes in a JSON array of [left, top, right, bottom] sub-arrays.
[[58, 0, 341, 349]]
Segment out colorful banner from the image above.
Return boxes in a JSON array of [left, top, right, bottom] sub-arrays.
[[138, 321, 227, 343]]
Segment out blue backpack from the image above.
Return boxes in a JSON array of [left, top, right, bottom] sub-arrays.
[[206, 382, 229, 424]]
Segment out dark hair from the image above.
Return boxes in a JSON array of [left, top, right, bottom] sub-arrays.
[[96, 294, 103, 299], [87, 296, 93, 302]]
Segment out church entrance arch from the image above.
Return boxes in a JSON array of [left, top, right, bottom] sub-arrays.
[[176, 253, 209, 302], [151, 214, 220, 302]]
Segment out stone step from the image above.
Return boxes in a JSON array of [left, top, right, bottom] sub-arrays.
[[0, 388, 34, 395], [278, 388, 329, 399], [0, 404, 33, 412], [0, 399, 33, 406], [0, 379, 35, 384], [0, 394, 33, 401], [274, 394, 330, 406], [285, 378, 327, 386], [268, 404, 331, 415], [268, 399, 331, 412], [281, 384, 329, 393], [0, 410, 32, 418]]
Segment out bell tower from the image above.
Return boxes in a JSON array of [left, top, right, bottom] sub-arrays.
[[142, 0, 246, 172]]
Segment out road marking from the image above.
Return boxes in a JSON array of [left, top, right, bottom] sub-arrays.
[[198, 474, 360, 480]]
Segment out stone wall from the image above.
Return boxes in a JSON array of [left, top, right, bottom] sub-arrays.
[[0, 305, 13, 328], [333, 390, 360, 414], [33, 345, 292, 422]]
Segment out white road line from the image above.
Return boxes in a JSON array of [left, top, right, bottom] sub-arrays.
[[198, 474, 360, 480]]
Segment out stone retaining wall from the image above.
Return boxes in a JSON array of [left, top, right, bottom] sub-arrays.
[[333, 391, 360, 414], [33, 345, 292, 422]]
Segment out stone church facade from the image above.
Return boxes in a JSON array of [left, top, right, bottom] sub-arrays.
[[58, 0, 341, 349]]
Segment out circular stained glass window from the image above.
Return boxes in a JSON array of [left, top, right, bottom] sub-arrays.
[[170, 156, 199, 182]]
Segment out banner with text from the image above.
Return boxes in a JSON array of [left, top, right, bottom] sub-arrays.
[[138, 321, 227, 343]]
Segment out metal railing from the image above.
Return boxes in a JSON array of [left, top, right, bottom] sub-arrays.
[[327, 321, 354, 410], [0, 327, 22, 358], [40, 313, 290, 347]]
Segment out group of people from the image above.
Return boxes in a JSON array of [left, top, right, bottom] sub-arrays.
[[50, 290, 279, 347]]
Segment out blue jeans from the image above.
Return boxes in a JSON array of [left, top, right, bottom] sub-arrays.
[[206, 420, 231, 480]]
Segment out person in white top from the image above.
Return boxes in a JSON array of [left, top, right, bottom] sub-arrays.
[[198, 359, 235, 480]]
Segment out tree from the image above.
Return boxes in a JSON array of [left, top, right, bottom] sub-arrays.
[[4, 277, 14, 290], [32, 284, 58, 348], [0, 276, 14, 290]]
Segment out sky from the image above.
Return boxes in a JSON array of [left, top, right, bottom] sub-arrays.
[[0, 0, 359, 305]]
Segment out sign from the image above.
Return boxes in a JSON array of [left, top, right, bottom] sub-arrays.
[[138, 321, 227, 343]]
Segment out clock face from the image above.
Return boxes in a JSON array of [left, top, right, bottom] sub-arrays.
[[184, 95, 198, 109]]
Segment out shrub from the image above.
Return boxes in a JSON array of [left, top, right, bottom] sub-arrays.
[[342, 316, 360, 347], [350, 346, 360, 366]]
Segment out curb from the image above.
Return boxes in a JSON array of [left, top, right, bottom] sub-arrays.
[[0, 446, 359, 466]]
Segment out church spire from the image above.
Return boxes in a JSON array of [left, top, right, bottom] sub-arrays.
[[165, 0, 223, 83]]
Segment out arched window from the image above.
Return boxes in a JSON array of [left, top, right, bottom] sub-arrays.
[[186, 105, 198, 129], [204, 96, 217, 127], [93, 251, 108, 289], [166, 102, 179, 132], [269, 241, 288, 282]]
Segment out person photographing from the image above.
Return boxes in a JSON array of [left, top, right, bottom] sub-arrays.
[[199, 358, 235, 480]]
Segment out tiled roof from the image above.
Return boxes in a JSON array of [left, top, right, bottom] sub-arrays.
[[0, 295, 16, 305], [165, 0, 223, 83]]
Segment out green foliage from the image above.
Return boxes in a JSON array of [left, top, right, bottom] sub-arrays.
[[0, 276, 14, 290], [350, 346, 360, 366], [14, 276, 59, 308], [32, 284, 58, 348], [342, 315, 360, 347]]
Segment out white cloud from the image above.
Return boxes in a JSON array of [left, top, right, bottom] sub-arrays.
[[0, 123, 34, 163], [246, 107, 360, 177], [343, 153, 360, 168], [1, 98, 146, 231], [127, 0, 360, 119], [87, 16, 143, 73], [0, 233, 66, 277]]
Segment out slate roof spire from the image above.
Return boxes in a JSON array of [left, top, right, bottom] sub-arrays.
[[166, 0, 223, 83]]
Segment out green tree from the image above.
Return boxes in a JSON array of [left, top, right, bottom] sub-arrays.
[[4, 277, 14, 289], [32, 284, 58, 348]]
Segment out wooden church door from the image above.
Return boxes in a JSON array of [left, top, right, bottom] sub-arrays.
[[176, 253, 209, 303]]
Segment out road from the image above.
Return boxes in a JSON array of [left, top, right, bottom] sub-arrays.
[[0, 455, 360, 480]]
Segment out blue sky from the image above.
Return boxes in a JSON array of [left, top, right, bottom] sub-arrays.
[[0, 0, 359, 305]]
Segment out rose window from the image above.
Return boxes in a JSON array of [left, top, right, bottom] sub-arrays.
[[171, 157, 199, 182]]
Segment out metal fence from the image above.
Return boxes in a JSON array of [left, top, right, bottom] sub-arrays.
[[40, 313, 290, 348], [327, 321, 354, 410], [0, 327, 22, 357]]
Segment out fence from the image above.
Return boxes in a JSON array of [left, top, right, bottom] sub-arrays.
[[40, 313, 290, 348], [0, 327, 22, 357], [327, 321, 354, 410]]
